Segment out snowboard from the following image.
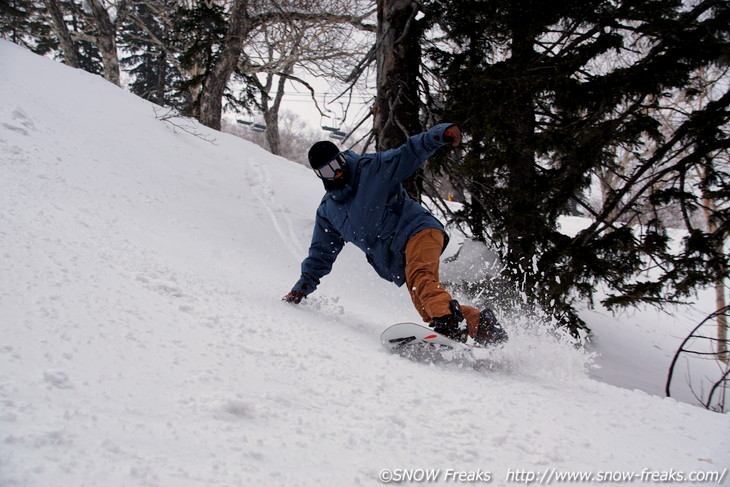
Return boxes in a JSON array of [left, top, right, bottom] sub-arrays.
[[380, 322, 477, 361]]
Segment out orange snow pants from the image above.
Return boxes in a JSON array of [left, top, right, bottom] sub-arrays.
[[404, 228, 480, 337]]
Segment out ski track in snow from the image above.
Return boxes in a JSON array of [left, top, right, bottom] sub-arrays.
[[0, 40, 728, 487], [245, 159, 305, 260]]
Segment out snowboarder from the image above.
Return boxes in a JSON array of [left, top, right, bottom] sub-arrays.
[[283, 124, 507, 346]]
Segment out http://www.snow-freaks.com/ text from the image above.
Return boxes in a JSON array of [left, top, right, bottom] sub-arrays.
[[377, 467, 728, 484]]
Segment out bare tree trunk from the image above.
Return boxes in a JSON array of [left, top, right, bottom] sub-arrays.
[[703, 196, 728, 364], [373, 0, 423, 200], [198, 0, 251, 130], [87, 0, 121, 86], [373, 0, 421, 152], [262, 66, 290, 156], [42, 0, 80, 68], [716, 281, 728, 364]]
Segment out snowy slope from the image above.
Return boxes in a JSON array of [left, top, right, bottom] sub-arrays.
[[1, 40, 728, 487]]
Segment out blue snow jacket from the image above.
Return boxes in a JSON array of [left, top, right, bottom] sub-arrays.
[[292, 124, 455, 296]]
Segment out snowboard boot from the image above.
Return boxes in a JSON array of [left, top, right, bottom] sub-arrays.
[[429, 300, 468, 342], [474, 307, 508, 346]]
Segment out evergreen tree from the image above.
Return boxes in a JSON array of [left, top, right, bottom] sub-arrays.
[[173, 1, 228, 118], [0, 0, 55, 55], [426, 0, 729, 332], [119, 0, 190, 111]]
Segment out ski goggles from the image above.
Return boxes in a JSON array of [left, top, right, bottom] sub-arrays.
[[314, 154, 346, 180]]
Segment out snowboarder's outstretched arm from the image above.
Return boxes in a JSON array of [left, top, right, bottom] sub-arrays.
[[283, 207, 345, 303], [371, 123, 461, 184]]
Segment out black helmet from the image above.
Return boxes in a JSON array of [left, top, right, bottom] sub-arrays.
[[308, 141, 340, 169]]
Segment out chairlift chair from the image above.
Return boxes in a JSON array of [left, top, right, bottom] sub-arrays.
[[237, 119, 266, 132]]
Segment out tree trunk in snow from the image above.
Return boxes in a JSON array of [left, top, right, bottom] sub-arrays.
[[87, 0, 121, 86], [42, 0, 80, 69], [262, 68, 289, 156], [198, 0, 251, 131], [373, 0, 421, 152], [703, 197, 728, 364], [715, 283, 728, 365]]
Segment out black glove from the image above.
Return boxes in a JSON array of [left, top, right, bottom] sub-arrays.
[[283, 290, 305, 304]]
